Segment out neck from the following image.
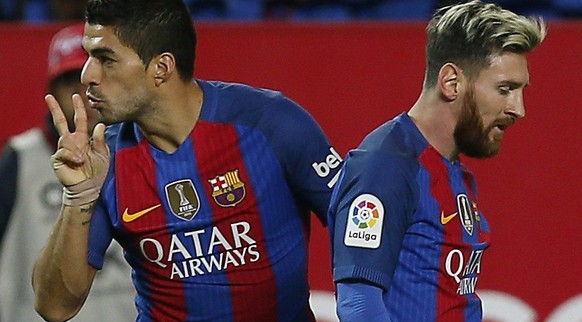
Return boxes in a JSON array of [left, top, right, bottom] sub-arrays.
[[138, 79, 203, 153], [407, 90, 460, 161]]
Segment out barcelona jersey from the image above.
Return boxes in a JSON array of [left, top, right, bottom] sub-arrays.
[[329, 113, 490, 321], [87, 80, 342, 321]]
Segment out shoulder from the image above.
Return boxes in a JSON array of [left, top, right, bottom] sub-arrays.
[[203, 80, 286, 104], [339, 116, 425, 193], [359, 115, 422, 158], [7, 128, 46, 151], [199, 80, 311, 126], [350, 116, 424, 171], [0, 144, 18, 172], [341, 148, 419, 194], [0, 127, 47, 185]]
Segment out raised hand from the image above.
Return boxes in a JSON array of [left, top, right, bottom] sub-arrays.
[[47, 93, 110, 206]]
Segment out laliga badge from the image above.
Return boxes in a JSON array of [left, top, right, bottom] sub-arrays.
[[344, 194, 384, 249]]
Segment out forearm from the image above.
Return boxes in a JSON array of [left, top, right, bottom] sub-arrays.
[[336, 282, 391, 322], [32, 202, 97, 322]]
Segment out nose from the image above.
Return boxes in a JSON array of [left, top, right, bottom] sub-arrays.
[[507, 90, 526, 119], [80, 57, 100, 87]]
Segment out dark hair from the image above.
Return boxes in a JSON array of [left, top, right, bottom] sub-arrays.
[[86, 0, 196, 82]]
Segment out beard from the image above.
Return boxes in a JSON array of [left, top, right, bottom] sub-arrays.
[[453, 87, 501, 159]]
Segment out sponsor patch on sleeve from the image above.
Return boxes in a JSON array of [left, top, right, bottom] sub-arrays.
[[344, 194, 384, 249], [311, 147, 343, 188]]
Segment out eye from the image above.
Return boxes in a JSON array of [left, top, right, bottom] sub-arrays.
[[498, 86, 510, 95], [99, 56, 115, 65]]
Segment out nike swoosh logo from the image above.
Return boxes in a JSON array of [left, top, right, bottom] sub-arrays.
[[122, 204, 162, 223], [440, 211, 458, 225]]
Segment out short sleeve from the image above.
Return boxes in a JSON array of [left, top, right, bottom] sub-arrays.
[[328, 149, 418, 290], [265, 97, 342, 225]]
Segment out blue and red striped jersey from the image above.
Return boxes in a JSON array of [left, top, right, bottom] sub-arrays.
[[87, 80, 343, 321], [329, 112, 490, 321]]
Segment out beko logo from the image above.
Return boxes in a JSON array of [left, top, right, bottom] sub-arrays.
[[312, 147, 343, 188]]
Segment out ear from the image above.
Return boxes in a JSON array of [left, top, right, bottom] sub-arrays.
[[151, 52, 176, 87], [437, 63, 464, 101]]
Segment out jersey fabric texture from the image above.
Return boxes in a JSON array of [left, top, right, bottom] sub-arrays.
[[86, 80, 342, 322], [0, 127, 137, 322], [328, 112, 490, 321]]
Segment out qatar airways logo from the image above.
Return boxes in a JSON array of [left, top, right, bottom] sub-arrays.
[[139, 221, 260, 279], [445, 248, 485, 295]]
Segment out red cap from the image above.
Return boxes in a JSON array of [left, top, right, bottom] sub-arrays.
[[47, 24, 87, 81]]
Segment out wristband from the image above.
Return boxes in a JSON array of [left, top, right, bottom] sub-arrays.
[[62, 179, 102, 206]]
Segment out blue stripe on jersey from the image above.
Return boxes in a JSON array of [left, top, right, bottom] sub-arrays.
[[191, 120, 280, 321], [91, 79, 334, 322], [386, 159, 439, 321], [149, 135, 234, 320], [330, 113, 489, 322], [236, 124, 311, 322], [422, 148, 468, 321], [113, 135, 189, 321]]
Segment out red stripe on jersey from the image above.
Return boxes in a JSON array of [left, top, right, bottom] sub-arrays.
[[462, 170, 484, 233], [192, 121, 278, 321], [116, 139, 188, 321], [461, 170, 485, 303], [462, 168, 491, 252], [419, 147, 468, 321]]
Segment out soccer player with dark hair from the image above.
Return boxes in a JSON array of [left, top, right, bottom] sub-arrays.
[[31, 1, 342, 321]]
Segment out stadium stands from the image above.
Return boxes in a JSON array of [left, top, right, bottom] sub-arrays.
[[0, 0, 579, 23]]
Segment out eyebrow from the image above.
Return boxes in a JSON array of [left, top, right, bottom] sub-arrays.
[[87, 47, 116, 57], [502, 80, 530, 88]]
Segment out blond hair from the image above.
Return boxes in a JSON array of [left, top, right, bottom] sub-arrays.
[[424, 0, 546, 88]]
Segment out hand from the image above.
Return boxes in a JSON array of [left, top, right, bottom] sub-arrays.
[[47, 93, 110, 206]]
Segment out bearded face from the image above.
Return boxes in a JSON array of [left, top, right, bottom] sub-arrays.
[[452, 52, 529, 159], [453, 86, 502, 159]]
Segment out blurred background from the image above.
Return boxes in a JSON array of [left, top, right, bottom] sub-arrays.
[[1, 1, 582, 322], [1, 0, 582, 22]]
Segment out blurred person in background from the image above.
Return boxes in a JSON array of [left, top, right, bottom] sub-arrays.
[[0, 0, 85, 22], [50, 0, 86, 19], [328, 1, 546, 321], [0, 23, 136, 322]]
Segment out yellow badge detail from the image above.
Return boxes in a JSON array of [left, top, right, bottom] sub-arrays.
[[122, 204, 162, 223], [440, 211, 458, 225]]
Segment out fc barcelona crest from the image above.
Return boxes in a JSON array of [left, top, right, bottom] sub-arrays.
[[208, 169, 246, 207], [165, 179, 200, 221]]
